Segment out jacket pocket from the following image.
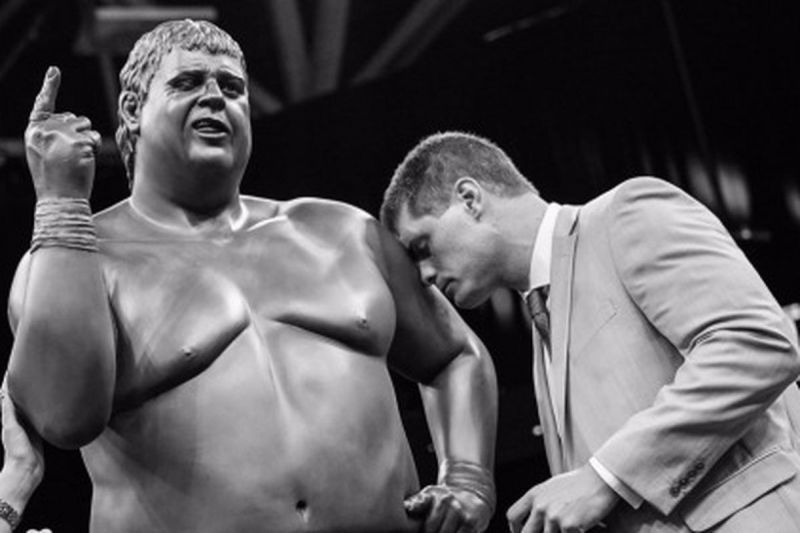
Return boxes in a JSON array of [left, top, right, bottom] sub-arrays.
[[569, 297, 617, 359], [678, 448, 797, 531]]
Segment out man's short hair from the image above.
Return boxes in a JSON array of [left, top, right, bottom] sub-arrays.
[[380, 131, 536, 234], [115, 19, 246, 183]]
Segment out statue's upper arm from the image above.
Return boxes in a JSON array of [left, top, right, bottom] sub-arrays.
[[7, 252, 32, 334]]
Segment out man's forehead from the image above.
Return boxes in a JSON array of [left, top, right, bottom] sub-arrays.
[[395, 205, 429, 246]]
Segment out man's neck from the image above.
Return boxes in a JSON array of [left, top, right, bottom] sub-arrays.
[[494, 193, 549, 292], [129, 182, 246, 234]]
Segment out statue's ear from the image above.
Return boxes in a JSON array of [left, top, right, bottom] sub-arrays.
[[118, 91, 141, 134]]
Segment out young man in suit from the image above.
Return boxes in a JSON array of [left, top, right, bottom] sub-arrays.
[[381, 131, 800, 532]]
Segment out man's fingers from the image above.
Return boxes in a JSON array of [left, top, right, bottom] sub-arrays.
[[506, 493, 533, 533], [506, 492, 532, 519], [520, 511, 542, 533], [541, 515, 557, 533], [29, 66, 61, 122], [0, 373, 19, 432]]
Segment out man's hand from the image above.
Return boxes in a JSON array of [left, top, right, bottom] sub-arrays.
[[405, 483, 492, 533], [0, 376, 44, 529], [24, 66, 101, 200], [1, 378, 43, 486], [506, 464, 619, 533]]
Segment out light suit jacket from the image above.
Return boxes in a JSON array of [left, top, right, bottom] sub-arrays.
[[535, 177, 800, 532]]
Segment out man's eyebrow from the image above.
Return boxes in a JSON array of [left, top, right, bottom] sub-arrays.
[[166, 68, 246, 84], [217, 70, 246, 81]]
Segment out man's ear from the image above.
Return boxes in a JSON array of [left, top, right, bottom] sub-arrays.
[[118, 91, 141, 134], [453, 177, 483, 219]]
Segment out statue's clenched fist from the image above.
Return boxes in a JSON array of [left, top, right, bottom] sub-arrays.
[[25, 67, 101, 200], [405, 483, 493, 533]]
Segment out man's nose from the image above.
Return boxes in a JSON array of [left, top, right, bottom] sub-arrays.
[[198, 79, 225, 109], [418, 261, 437, 286]]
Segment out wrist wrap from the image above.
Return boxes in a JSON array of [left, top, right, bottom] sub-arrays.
[[31, 198, 98, 253]]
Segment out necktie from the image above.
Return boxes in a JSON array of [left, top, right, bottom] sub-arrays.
[[526, 287, 550, 347]]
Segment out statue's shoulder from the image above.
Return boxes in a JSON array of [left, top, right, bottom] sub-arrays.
[[272, 196, 375, 237]]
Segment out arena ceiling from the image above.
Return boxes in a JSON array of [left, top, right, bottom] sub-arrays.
[[0, 0, 796, 175], [0, 0, 580, 144]]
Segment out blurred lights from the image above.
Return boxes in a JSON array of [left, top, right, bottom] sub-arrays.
[[783, 179, 800, 228]]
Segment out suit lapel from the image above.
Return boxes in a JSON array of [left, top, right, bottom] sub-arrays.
[[549, 205, 579, 461]]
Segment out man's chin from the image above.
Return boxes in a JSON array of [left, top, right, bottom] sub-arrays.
[[188, 150, 237, 173], [452, 289, 488, 310]]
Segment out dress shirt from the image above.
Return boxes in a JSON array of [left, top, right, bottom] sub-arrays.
[[521, 202, 560, 432]]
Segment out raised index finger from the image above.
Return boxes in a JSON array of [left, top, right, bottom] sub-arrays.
[[29, 66, 61, 122]]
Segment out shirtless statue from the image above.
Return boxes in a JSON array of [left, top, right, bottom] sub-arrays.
[[6, 20, 497, 532]]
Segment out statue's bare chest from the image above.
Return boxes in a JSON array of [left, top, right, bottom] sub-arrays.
[[99, 221, 395, 408]]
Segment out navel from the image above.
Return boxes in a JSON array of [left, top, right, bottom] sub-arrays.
[[295, 499, 309, 522]]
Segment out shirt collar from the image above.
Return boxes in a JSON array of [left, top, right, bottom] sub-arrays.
[[522, 202, 561, 299]]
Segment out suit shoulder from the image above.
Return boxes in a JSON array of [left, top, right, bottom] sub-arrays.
[[610, 176, 691, 204], [603, 176, 729, 264], [583, 177, 697, 220]]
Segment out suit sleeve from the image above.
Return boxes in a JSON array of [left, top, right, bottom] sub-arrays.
[[592, 177, 800, 515]]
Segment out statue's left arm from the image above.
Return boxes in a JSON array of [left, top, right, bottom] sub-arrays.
[[369, 217, 498, 532]]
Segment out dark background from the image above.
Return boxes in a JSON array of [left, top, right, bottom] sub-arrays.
[[1, 0, 799, 531]]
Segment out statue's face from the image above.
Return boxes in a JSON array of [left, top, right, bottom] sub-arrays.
[[136, 48, 252, 180]]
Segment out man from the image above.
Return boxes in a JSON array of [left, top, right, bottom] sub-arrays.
[[380, 131, 800, 532], [7, 22, 498, 532], [0, 380, 45, 533]]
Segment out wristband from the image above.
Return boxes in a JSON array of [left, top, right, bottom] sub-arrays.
[[31, 198, 98, 253], [437, 459, 496, 514], [0, 499, 20, 531]]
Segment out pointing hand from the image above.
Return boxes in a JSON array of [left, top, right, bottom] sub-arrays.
[[24, 67, 101, 200]]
